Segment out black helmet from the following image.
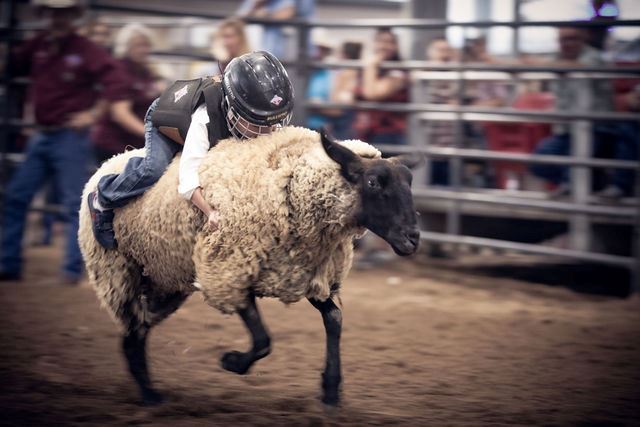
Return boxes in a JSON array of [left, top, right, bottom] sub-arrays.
[[222, 51, 294, 139]]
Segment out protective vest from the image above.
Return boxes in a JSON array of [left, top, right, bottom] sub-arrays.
[[150, 76, 230, 147]]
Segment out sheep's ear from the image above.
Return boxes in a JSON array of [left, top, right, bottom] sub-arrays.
[[389, 153, 425, 170], [319, 127, 363, 183]]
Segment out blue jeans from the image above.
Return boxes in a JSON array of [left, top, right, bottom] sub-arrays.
[[530, 123, 639, 194], [41, 183, 63, 245], [1, 129, 91, 278], [97, 98, 181, 209]]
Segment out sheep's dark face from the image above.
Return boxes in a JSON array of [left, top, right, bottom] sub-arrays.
[[320, 129, 423, 256]]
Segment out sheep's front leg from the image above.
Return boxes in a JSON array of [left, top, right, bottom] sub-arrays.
[[221, 293, 271, 375], [309, 297, 342, 406]]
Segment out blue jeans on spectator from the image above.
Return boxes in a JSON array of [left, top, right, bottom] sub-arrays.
[[331, 111, 356, 141], [1, 128, 91, 278], [97, 98, 181, 209], [41, 181, 64, 245], [530, 123, 638, 195]]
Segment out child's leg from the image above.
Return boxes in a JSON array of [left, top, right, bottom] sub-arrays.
[[96, 99, 180, 209]]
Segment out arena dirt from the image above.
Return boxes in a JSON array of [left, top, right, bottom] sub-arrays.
[[1, 241, 639, 426]]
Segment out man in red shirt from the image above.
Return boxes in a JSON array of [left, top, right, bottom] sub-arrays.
[[0, 0, 127, 283]]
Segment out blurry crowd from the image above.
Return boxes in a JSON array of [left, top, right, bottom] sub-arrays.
[[1, 0, 639, 282], [306, 23, 639, 199]]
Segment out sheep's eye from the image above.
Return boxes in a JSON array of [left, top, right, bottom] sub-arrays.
[[367, 178, 379, 189]]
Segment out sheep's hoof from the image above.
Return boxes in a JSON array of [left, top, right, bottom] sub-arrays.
[[321, 391, 340, 407], [221, 351, 251, 375], [322, 400, 341, 416], [142, 389, 165, 406], [321, 374, 341, 406]]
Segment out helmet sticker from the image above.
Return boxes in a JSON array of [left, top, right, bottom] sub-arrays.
[[270, 94, 283, 106], [267, 111, 287, 121], [174, 85, 188, 103]]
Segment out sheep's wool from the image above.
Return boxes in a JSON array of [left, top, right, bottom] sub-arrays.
[[79, 127, 380, 317]]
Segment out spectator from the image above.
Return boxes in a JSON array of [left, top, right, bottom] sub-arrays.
[[428, 37, 457, 64], [40, 16, 114, 246], [213, 18, 251, 72], [461, 36, 493, 64], [424, 38, 458, 185], [355, 27, 409, 145], [462, 37, 510, 108], [0, 0, 127, 283], [425, 38, 458, 106], [587, 0, 619, 51], [329, 41, 362, 140], [79, 18, 112, 51], [306, 28, 336, 130], [352, 28, 408, 268], [92, 24, 162, 164], [610, 35, 640, 112], [305, 34, 360, 140], [423, 38, 492, 188], [43, 17, 114, 247], [237, 0, 315, 60], [196, 18, 251, 78], [530, 26, 638, 198]]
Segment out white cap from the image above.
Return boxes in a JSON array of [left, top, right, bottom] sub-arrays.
[[311, 28, 335, 50]]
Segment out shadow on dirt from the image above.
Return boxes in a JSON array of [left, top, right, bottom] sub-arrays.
[[456, 262, 632, 298]]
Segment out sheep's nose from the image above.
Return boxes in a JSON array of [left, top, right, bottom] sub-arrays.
[[405, 229, 420, 246]]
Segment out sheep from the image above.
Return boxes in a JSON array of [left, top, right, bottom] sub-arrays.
[[78, 126, 422, 406]]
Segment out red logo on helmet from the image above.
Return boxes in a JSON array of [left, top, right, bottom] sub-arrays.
[[270, 95, 283, 106]]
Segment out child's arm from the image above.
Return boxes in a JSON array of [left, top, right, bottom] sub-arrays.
[[190, 188, 219, 230], [178, 104, 219, 230]]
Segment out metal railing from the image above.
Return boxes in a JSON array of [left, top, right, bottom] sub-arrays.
[[1, 1, 639, 290]]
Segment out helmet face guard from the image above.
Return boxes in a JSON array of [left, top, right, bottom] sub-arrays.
[[224, 95, 291, 140]]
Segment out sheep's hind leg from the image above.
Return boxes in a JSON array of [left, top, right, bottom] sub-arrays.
[[221, 293, 271, 375], [309, 296, 342, 406], [123, 286, 190, 406], [122, 324, 161, 405]]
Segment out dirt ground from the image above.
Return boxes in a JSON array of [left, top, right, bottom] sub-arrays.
[[1, 241, 639, 426]]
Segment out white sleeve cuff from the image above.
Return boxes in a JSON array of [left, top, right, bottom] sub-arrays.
[[178, 180, 199, 200]]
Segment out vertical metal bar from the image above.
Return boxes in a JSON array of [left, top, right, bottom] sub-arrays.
[[0, 0, 16, 237], [568, 68, 593, 251], [293, 20, 310, 127], [408, 79, 426, 185], [569, 112, 592, 251], [419, 78, 432, 186], [446, 48, 465, 237], [407, 0, 426, 187], [418, 109, 430, 187], [512, 0, 521, 58], [633, 126, 640, 292]]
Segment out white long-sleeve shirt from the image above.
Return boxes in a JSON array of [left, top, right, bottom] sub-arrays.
[[178, 104, 211, 200]]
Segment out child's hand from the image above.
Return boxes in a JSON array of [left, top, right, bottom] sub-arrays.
[[207, 210, 220, 231]]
